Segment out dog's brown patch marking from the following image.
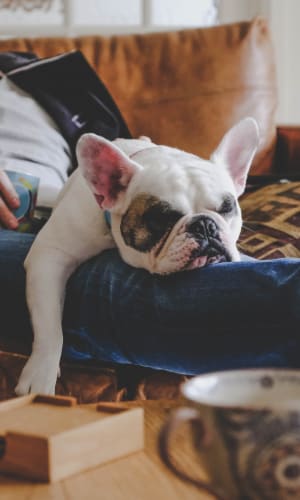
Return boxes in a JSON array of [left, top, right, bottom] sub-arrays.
[[121, 194, 183, 252]]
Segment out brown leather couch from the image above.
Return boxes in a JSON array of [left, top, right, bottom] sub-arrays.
[[0, 17, 299, 403]]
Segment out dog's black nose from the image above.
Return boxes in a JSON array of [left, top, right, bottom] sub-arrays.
[[187, 214, 230, 264], [187, 215, 219, 240], [187, 214, 229, 264]]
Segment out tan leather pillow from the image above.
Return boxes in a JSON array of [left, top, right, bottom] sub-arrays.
[[0, 17, 277, 174]]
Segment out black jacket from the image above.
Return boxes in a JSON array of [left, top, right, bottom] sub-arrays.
[[0, 50, 131, 167]]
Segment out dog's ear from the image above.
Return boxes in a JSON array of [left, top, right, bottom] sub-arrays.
[[210, 117, 260, 197], [76, 134, 141, 210]]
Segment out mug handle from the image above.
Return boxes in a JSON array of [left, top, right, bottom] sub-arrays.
[[158, 407, 226, 500]]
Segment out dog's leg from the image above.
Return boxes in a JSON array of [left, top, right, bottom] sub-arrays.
[[15, 169, 114, 396], [15, 246, 77, 395]]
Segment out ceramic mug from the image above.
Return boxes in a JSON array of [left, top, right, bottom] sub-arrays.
[[159, 369, 300, 500], [4, 170, 39, 232]]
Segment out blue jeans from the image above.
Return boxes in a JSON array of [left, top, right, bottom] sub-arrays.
[[1, 230, 300, 375]]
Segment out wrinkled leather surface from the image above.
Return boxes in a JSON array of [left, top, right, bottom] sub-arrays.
[[0, 17, 277, 174], [275, 126, 300, 175]]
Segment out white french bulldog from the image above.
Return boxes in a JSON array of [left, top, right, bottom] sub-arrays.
[[15, 117, 259, 395]]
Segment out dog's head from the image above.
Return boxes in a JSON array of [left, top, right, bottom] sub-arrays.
[[76, 118, 259, 274]]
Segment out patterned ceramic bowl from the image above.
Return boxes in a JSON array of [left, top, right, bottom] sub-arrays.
[[159, 369, 300, 500]]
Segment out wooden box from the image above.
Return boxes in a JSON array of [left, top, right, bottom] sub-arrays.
[[0, 395, 144, 482]]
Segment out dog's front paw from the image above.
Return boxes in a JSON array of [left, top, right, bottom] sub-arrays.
[[15, 353, 60, 396]]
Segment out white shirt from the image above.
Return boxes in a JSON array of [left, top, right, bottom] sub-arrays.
[[0, 76, 72, 208]]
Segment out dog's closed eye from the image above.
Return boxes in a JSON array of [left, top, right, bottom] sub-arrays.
[[143, 203, 182, 233], [217, 194, 237, 216]]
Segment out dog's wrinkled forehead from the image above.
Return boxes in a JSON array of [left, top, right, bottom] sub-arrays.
[[123, 144, 237, 216]]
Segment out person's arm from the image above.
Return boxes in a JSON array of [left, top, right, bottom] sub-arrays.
[[0, 170, 20, 229]]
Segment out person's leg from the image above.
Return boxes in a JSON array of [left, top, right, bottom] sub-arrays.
[[1, 230, 299, 375], [62, 250, 300, 374], [0, 230, 34, 347]]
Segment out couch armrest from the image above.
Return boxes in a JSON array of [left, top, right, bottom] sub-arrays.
[[246, 126, 300, 189], [274, 126, 300, 175]]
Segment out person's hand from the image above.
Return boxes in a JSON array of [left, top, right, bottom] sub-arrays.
[[0, 170, 20, 229]]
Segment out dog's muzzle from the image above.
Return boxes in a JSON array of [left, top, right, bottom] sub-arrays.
[[186, 214, 231, 266], [149, 212, 233, 274]]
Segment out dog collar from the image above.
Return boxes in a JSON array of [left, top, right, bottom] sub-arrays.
[[104, 210, 111, 229]]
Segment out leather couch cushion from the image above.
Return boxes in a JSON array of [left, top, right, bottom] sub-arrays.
[[239, 182, 300, 259], [0, 17, 277, 174]]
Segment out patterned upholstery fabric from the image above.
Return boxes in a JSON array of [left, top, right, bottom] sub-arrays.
[[0, 351, 126, 404], [239, 182, 300, 259]]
